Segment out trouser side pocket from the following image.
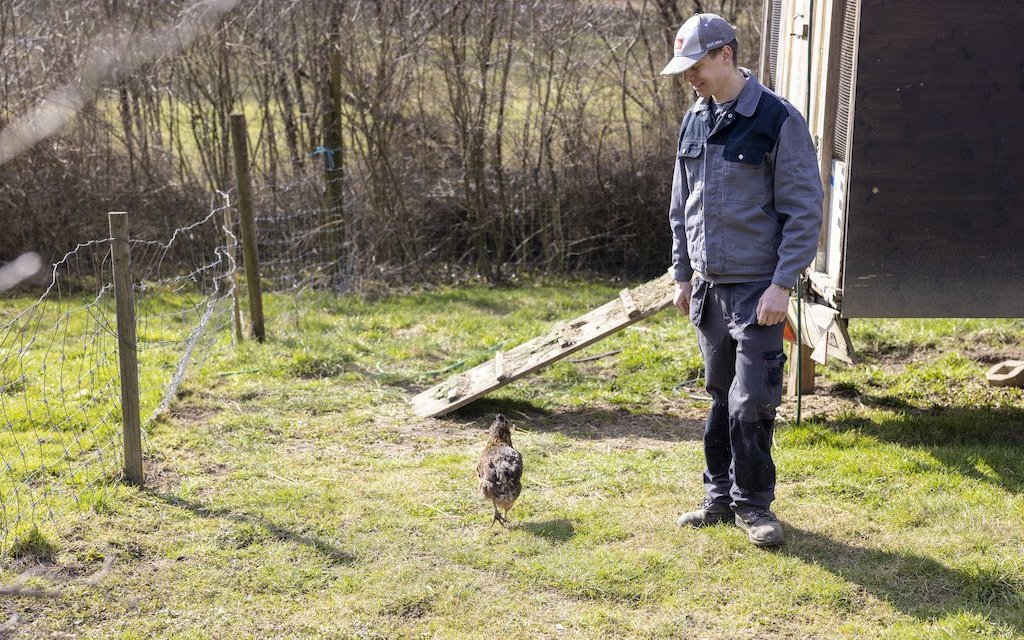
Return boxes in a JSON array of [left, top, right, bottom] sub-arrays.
[[759, 350, 787, 420]]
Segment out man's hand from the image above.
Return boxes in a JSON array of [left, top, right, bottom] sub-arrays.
[[756, 284, 790, 326], [674, 281, 693, 315]]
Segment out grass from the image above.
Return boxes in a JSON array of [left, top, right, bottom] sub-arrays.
[[1, 280, 1023, 638]]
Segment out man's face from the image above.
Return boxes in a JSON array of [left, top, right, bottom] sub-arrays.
[[683, 50, 732, 99]]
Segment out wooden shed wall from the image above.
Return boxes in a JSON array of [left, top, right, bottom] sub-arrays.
[[841, 0, 1024, 317]]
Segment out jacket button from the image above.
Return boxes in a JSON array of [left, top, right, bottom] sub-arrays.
[[738, 154, 744, 160]]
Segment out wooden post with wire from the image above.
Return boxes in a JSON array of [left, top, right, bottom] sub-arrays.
[[229, 112, 265, 342], [108, 212, 144, 486]]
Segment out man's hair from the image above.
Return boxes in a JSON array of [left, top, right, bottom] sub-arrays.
[[708, 39, 740, 67]]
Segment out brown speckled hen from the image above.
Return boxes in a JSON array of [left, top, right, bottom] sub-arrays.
[[476, 414, 523, 527]]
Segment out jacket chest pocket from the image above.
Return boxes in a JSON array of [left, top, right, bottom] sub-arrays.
[[678, 140, 704, 189], [722, 145, 768, 205]]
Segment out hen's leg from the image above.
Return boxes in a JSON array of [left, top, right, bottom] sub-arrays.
[[490, 505, 506, 528]]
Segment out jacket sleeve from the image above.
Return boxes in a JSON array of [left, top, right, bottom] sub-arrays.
[[769, 111, 824, 289], [669, 125, 694, 283]]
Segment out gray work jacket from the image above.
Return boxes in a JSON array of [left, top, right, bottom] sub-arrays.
[[669, 71, 823, 290]]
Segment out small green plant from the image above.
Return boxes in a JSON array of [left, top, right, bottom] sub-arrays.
[[9, 525, 58, 561]]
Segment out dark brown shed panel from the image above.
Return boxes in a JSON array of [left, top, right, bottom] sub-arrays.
[[840, 0, 1024, 317]]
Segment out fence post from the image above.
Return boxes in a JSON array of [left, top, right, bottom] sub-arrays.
[[108, 212, 144, 487], [323, 38, 346, 257], [222, 205, 245, 343], [229, 112, 266, 342]]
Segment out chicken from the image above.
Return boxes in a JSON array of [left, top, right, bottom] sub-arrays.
[[476, 414, 523, 528]]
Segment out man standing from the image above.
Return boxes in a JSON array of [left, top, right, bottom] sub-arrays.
[[662, 14, 823, 547]]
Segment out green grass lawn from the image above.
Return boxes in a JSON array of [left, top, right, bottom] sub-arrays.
[[2, 281, 1023, 638]]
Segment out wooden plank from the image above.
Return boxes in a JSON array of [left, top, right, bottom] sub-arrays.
[[787, 339, 816, 396], [618, 288, 638, 318], [494, 350, 505, 381], [410, 272, 677, 418]]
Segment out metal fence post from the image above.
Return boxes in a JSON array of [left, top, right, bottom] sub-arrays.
[[108, 212, 144, 486], [229, 112, 266, 342]]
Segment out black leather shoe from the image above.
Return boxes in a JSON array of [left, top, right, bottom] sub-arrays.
[[734, 509, 784, 546]]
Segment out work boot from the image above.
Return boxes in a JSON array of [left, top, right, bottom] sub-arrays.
[[735, 509, 784, 547], [676, 498, 733, 528]]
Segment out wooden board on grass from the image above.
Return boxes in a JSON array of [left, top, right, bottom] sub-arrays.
[[410, 272, 677, 418]]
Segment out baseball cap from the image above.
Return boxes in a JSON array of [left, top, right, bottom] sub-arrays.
[[660, 14, 736, 75]]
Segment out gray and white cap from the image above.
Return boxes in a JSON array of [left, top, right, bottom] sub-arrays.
[[660, 13, 736, 75]]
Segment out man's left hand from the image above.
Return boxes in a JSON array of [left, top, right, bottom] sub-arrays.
[[756, 284, 791, 326]]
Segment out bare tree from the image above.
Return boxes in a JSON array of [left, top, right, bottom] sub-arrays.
[[0, 0, 763, 283]]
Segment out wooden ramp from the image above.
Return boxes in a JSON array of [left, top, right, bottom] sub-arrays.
[[411, 272, 676, 418]]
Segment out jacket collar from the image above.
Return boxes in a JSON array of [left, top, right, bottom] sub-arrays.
[[734, 69, 763, 117], [688, 68, 764, 117]]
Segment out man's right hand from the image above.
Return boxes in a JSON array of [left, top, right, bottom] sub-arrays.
[[673, 281, 692, 315]]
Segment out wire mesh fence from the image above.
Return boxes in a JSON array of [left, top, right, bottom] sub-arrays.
[[0, 203, 235, 555]]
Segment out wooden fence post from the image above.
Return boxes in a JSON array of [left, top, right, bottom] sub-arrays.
[[229, 112, 266, 342], [108, 212, 144, 487], [323, 38, 346, 256]]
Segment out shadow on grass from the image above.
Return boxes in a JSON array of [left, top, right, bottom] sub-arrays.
[[146, 490, 356, 566], [516, 519, 575, 542], [453, 401, 705, 444], [452, 398, 553, 420], [826, 405, 1024, 494], [782, 525, 1024, 633]]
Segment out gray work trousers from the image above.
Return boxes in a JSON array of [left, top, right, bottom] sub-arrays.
[[690, 278, 786, 512]]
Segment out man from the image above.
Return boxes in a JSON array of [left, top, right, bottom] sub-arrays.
[[662, 14, 823, 547]]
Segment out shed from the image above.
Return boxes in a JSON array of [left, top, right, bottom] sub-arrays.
[[760, 0, 1024, 318]]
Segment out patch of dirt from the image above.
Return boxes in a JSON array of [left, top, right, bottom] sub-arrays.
[[199, 461, 233, 477], [167, 402, 220, 423], [530, 409, 704, 447], [964, 344, 1024, 365], [777, 390, 863, 422], [420, 402, 708, 454], [394, 325, 427, 339], [236, 389, 270, 402], [146, 457, 184, 493]]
